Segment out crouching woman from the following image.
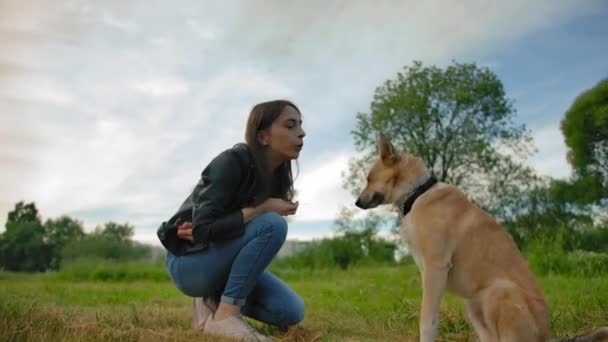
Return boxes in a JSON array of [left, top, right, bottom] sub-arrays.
[[160, 100, 306, 341]]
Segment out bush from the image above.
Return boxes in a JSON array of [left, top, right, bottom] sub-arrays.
[[57, 258, 168, 282], [524, 230, 608, 277], [572, 226, 608, 253], [61, 236, 153, 265], [272, 233, 396, 271]]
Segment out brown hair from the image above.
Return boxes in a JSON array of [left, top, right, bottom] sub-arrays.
[[245, 100, 299, 203]]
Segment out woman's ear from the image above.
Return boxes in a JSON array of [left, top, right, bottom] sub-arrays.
[[257, 130, 269, 147]]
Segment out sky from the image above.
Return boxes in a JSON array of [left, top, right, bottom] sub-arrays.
[[1, 0, 607, 245]]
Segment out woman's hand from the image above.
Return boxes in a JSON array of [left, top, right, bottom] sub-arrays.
[[242, 198, 298, 224], [177, 221, 194, 241], [259, 198, 299, 216]]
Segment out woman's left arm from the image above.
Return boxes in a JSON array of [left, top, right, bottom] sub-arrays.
[[190, 150, 246, 243]]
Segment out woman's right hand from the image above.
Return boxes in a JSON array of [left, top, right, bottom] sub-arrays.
[[258, 198, 299, 216], [177, 221, 194, 241]]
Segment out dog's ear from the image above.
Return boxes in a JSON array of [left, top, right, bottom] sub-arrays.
[[378, 133, 399, 165]]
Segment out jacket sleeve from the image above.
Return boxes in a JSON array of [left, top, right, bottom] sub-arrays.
[[191, 150, 245, 243]]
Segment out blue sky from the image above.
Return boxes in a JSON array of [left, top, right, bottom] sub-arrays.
[[1, 1, 607, 244]]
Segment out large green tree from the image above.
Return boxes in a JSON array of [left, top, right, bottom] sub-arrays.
[[345, 61, 538, 218], [7, 201, 41, 225], [44, 216, 85, 269], [0, 202, 50, 271], [561, 78, 608, 202]]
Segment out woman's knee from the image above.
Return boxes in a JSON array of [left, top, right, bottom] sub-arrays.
[[257, 212, 288, 242], [283, 294, 305, 325]]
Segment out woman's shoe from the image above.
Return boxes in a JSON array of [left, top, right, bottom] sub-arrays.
[[191, 297, 218, 331], [203, 314, 270, 341]]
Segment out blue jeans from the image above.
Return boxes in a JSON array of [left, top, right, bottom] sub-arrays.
[[166, 212, 304, 328]]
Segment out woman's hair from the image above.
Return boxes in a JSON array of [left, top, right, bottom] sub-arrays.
[[245, 100, 299, 203]]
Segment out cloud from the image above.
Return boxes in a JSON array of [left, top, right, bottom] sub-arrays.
[[529, 123, 571, 179], [293, 151, 355, 221], [217, 0, 603, 67], [132, 78, 190, 97], [1, 0, 604, 240]]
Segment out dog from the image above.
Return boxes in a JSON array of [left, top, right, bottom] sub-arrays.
[[355, 134, 607, 342]]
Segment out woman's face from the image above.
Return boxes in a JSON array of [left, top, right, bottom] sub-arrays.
[[261, 105, 305, 162]]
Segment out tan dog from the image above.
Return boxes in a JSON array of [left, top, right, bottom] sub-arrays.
[[355, 134, 607, 342]]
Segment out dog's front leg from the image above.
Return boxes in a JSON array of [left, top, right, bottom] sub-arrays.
[[419, 266, 448, 342]]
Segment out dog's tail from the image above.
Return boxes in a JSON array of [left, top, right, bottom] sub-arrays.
[[554, 327, 608, 342]]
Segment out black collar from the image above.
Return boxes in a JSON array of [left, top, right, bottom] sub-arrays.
[[399, 176, 438, 217]]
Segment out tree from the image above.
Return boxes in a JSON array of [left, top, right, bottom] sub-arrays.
[[62, 221, 150, 263], [93, 222, 134, 241], [44, 216, 85, 269], [61, 236, 150, 262], [0, 202, 50, 271], [7, 201, 41, 226], [501, 178, 595, 247], [0, 222, 50, 272], [561, 78, 608, 202], [344, 61, 538, 218], [501, 80, 608, 245], [330, 207, 397, 268]]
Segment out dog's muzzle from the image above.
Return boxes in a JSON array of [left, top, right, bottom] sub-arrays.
[[355, 192, 384, 209]]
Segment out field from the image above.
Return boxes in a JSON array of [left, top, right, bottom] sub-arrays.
[[1, 261, 607, 341]]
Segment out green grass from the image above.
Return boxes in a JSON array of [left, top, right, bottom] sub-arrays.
[[57, 258, 169, 282], [1, 262, 606, 341]]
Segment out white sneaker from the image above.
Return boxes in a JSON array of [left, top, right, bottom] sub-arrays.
[[191, 297, 217, 331], [203, 315, 271, 342]]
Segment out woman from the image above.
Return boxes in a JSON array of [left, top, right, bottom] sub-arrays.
[[164, 100, 306, 341]]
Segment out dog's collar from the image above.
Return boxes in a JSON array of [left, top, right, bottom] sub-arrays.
[[398, 176, 438, 218]]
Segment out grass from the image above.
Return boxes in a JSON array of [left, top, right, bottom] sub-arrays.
[[0, 262, 607, 341]]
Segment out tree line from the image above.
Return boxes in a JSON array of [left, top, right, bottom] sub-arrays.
[[0, 202, 156, 272]]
